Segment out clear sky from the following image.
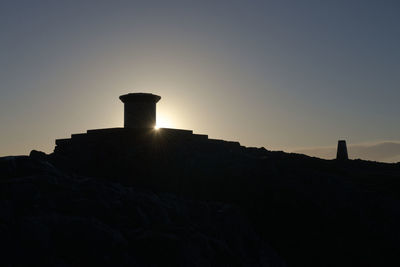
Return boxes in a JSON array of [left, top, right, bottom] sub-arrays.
[[1, 0, 400, 162]]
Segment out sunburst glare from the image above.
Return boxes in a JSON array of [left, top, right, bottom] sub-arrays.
[[155, 114, 173, 129]]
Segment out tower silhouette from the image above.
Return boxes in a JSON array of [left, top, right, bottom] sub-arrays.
[[119, 93, 161, 129]]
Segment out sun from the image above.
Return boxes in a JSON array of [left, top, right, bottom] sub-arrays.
[[155, 114, 173, 130]]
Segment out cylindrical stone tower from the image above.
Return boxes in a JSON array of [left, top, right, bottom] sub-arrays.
[[119, 93, 161, 129], [336, 140, 349, 161]]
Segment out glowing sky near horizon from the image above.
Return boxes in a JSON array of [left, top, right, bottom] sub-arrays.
[[1, 0, 400, 162]]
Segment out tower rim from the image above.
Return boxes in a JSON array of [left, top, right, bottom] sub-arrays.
[[119, 93, 161, 103]]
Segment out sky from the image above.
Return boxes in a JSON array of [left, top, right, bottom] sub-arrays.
[[1, 0, 400, 162]]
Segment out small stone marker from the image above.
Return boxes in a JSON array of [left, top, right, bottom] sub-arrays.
[[336, 140, 349, 161]]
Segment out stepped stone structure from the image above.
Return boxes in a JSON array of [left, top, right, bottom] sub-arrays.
[[54, 93, 241, 178], [336, 140, 349, 161]]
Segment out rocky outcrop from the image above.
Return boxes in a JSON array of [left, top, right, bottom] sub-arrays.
[[0, 155, 283, 267], [2, 140, 400, 266]]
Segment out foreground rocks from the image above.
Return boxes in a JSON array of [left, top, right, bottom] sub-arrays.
[[1, 146, 400, 266], [0, 155, 283, 267]]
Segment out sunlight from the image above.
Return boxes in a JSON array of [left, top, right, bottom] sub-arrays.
[[155, 114, 173, 129]]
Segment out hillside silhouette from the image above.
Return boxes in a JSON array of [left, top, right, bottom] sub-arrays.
[[1, 94, 400, 266]]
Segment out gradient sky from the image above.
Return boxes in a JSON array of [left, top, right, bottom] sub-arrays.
[[1, 0, 400, 161]]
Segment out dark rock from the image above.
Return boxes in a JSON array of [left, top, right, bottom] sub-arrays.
[[0, 162, 284, 266], [29, 150, 47, 161], [2, 134, 400, 266]]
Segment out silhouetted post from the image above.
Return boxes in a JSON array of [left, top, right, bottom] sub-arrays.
[[336, 140, 349, 161], [119, 93, 161, 129]]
